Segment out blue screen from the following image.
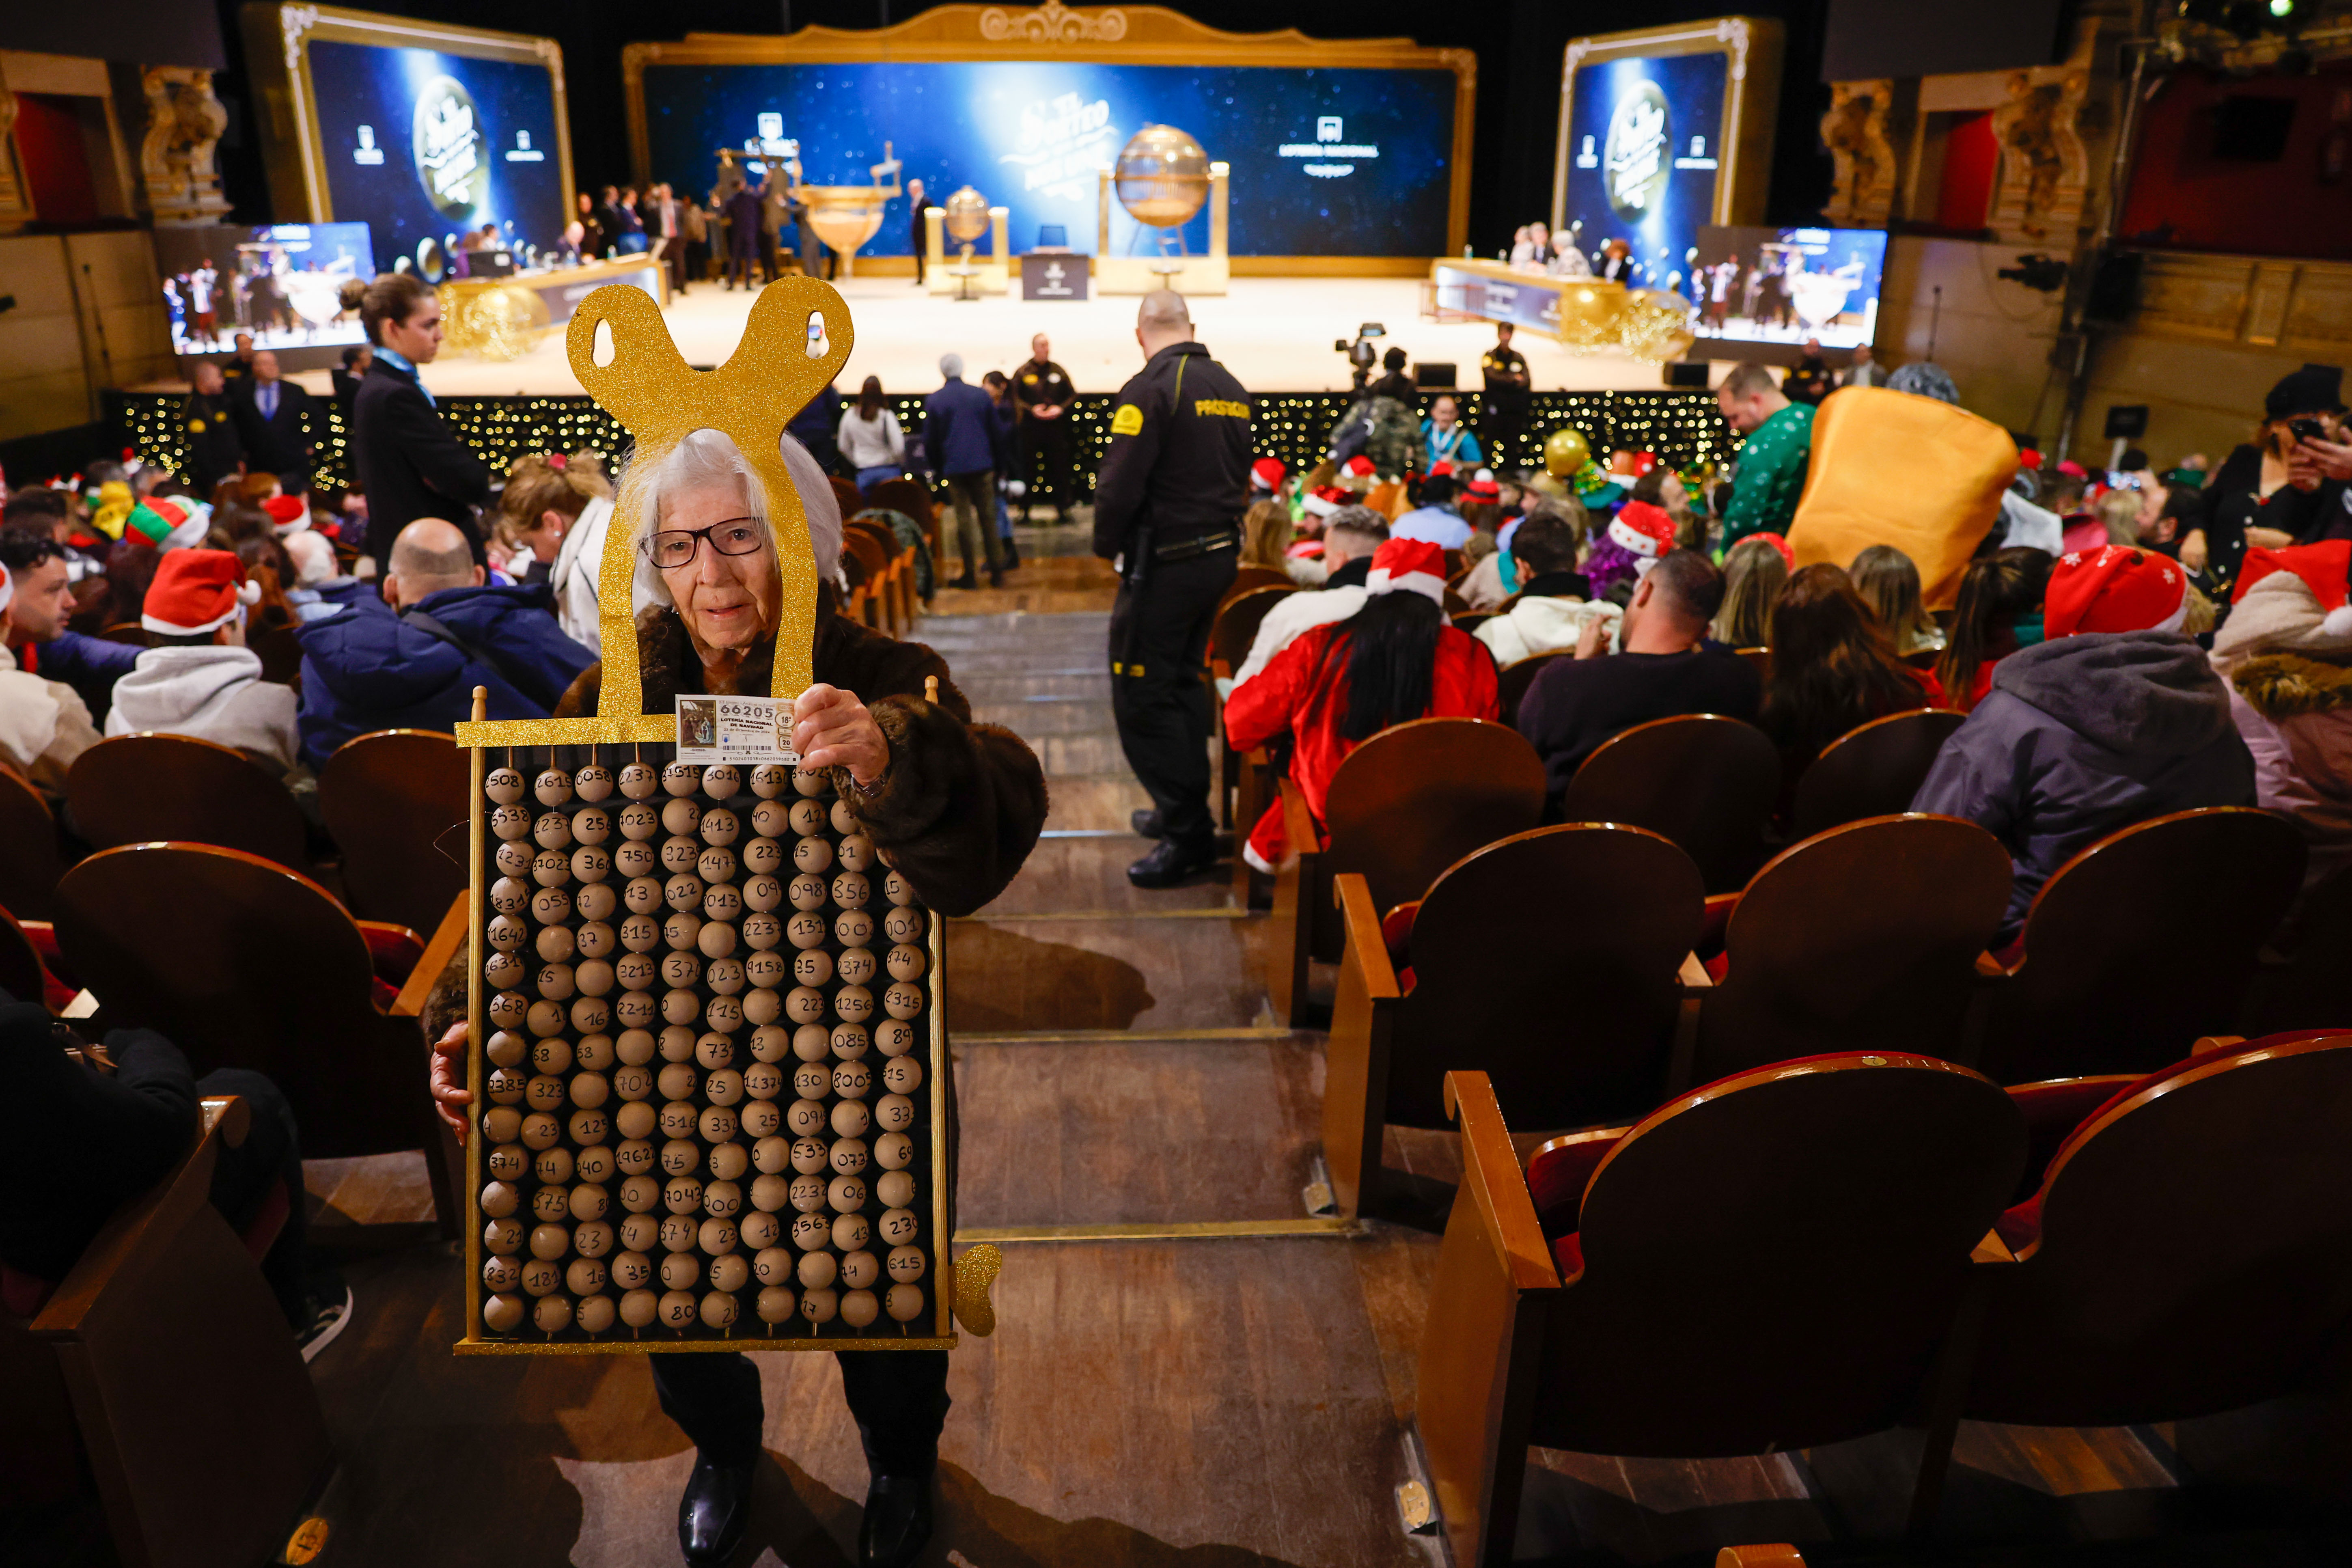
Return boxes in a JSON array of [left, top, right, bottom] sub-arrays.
[[306, 41, 568, 266], [640, 60, 1456, 256], [1558, 53, 1730, 292], [1692, 224, 1890, 351]]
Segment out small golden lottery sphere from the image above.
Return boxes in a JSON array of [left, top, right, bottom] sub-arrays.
[[791, 1137, 829, 1174], [487, 1030, 528, 1068], [616, 1103, 660, 1143], [828, 1175, 868, 1213], [529, 1223, 570, 1260], [621, 914, 662, 951], [831, 1139, 869, 1177], [746, 951, 788, 990], [886, 1283, 926, 1322], [754, 798, 794, 839], [742, 989, 781, 1027], [530, 1184, 570, 1223], [619, 801, 660, 840], [574, 764, 614, 802], [535, 963, 576, 1002], [755, 1246, 794, 1285], [481, 1181, 521, 1218], [575, 1142, 616, 1180], [699, 845, 739, 886], [840, 1289, 880, 1329], [620, 1290, 660, 1328], [789, 799, 826, 837], [661, 1253, 701, 1292], [832, 873, 871, 910], [884, 870, 915, 907], [834, 986, 875, 1024], [496, 841, 533, 878], [874, 1094, 916, 1134], [883, 1057, 924, 1095], [491, 877, 530, 915], [569, 1073, 611, 1113], [659, 1214, 700, 1255], [884, 983, 925, 1021], [739, 1210, 781, 1250], [836, 909, 877, 947], [481, 1106, 524, 1145], [529, 887, 571, 925], [705, 1067, 744, 1106], [488, 1144, 528, 1180], [698, 921, 737, 960], [485, 951, 526, 990], [484, 1254, 524, 1292], [886, 944, 926, 981], [750, 1169, 793, 1208], [833, 1061, 873, 1098], [703, 763, 741, 798], [709, 1141, 750, 1182], [793, 836, 834, 875], [701, 807, 740, 847], [571, 845, 611, 883], [789, 874, 828, 912], [831, 1024, 869, 1060], [743, 837, 784, 876], [743, 877, 785, 916], [705, 956, 746, 995], [662, 798, 702, 837], [873, 1132, 914, 1170], [794, 949, 835, 988], [492, 804, 533, 840], [573, 808, 611, 846], [786, 1100, 828, 1137], [758, 1285, 798, 1323], [833, 1212, 872, 1252], [750, 763, 789, 798], [660, 1026, 698, 1063], [662, 761, 702, 798], [703, 884, 744, 923], [619, 1175, 660, 1215], [565, 1257, 607, 1296], [698, 1216, 739, 1255], [838, 835, 875, 872], [576, 958, 617, 998], [793, 1062, 830, 1099], [535, 1145, 574, 1182], [485, 767, 525, 804], [793, 1023, 832, 1062], [534, 769, 573, 807], [664, 911, 704, 951], [709, 1255, 750, 1295], [830, 798, 859, 835], [700, 1105, 739, 1143], [879, 1205, 918, 1244], [836, 948, 876, 986], [526, 999, 567, 1037], [530, 852, 571, 892], [617, 1025, 658, 1062], [484, 1216, 526, 1255], [569, 1184, 609, 1222], [612, 1249, 654, 1288], [573, 1219, 614, 1258], [792, 1211, 831, 1251], [790, 1174, 830, 1212], [665, 873, 704, 913], [619, 763, 660, 800]]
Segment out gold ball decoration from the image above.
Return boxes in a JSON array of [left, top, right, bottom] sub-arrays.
[[439, 281, 553, 363], [1544, 427, 1593, 479], [943, 187, 992, 247], [1114, 125, 1210, 229]]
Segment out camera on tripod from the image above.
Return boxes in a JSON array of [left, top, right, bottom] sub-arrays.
[[1334, 322, 1386, 391]]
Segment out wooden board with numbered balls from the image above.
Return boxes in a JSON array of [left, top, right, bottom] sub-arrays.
[[459, 750, 960, 1352]]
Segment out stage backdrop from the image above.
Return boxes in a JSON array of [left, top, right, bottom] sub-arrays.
[[1551, 19, 1783, 295], [625, 4, 1475, 271], [242, 5, 575, 275]]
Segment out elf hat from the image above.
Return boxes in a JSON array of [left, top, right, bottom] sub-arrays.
[[1250, 457, 1285, 492], [1302, 484, 1350, 518], [141, 548, 261, 636], [2231, 540, 2352, 641], [1606, 499, 1676, 560], [2046, 545, 2188, 638], [1365, 539, 1447, 605], [265, 493, 310, 534]]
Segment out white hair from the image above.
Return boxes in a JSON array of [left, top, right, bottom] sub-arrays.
[[939, 352, 963, 380], [623, 426, 842, 615]]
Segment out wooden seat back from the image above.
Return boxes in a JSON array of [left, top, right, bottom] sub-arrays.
[[1534, 1053, 2024, 1458], [865, 477, 937, 550], [1981, 808, 2307, 1083], [1494, 651, 1569, 728], [66, 733, 310, 870], [1967, 1032, 2352, 1426], [1789, 708, 1966, 840], [2243, 865, 2352, 1035], [1220, 565, 1293, 606], [0, 765, 67, 921], [1207, 584, 1295, 677], [1389, 824, 1704, 1128], [1694, 815, 2013, 1081], [317, 729, 469, 940], [1558, 714, 1779, 893], [245, 613, 304, 687], [1323, 717, 1547, 919], [1450, 610, 1494, 636], [829, 474, 864, 519]]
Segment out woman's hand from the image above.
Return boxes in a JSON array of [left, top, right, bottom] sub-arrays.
[[2180, 529, 2209, 573], [2300, 434, 2352, 484], [794, 683, 890, 786], [2246, 526, 2296, 551], [429, 1021, 471, 1143]]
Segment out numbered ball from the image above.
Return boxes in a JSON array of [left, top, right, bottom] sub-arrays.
[[884, 983, 925, 1021], [573, 808, 612, 848], [699, 1216, 739, 1255], [833, 1212, 872, 1253], [481, 1106, 524, 1145], [529, 1223, 570, 1260], [791, 1136, 830, 1174], [708, 1254, 750, 1294], [619, 801, 660, 842], [661, 798, 702, 839], [883, 1057, 924, 1095], [703, 883, 744, 923], [662, 761, 702, 798], [658, 1290, 699, 1331], [487, 1143, 528, 1181], [839, 1250, 881, 1291], [787, 1100, 829, 1137], [833, 1061, 873, 1099], [487, 1030, 528, 1069], [701, 808, 740, 848], [480, 1180, 522, 1218], [483, 1293, 527, 1332], [828, 1175, 868, 1214], [485, 951, 526, 990], [791, 766, 830, 799], [750, 763, 791, 799], [830, 1100, 872, 1139], [873, 1093, 916, 1134], [838, 835, 875, 872], [619, 762, 659, 800], [739, 1211, 781, 1251], [530, 1186, 570, 1223], [485, 767, 525, 804], [705, 1066, 744, 1106], [573, 1220, 614, 1258], [873, 1132, 915, 1171], [800, 1287, 840, 1326], [665, 912, 704, 951], [836, 947, 877, 986], [833, 873, 871, 910], [495, 841, 534, 878], [793, 948, 834, 988], [661, 835, 701, 875], [831, 1024, 869, 1061], [566, 1257, 608, 1296], [490, 877, 531, 916], [492, 804, 534, 841], [533, 811, 573, 851], [750, 1024, 793, 1063], [612, 1250, 654, 1290], [832, 986, 874, 1024], [708, 1141, 750, 1182], [835, 909, 877, 948], [741, 1100, 782, 1139], [791, 1211, 831, 1251], [574, 763, 614, 802], [660, 1253, 702, 1292], [883, 869, 916, 906], [886, 945, 927, 982], [484, 1216, 526, 1255], [886, 1247, 926, 1283], [620, 1290, 660, 1328], [788, 874, 828, 912], [878, 1203, 920, 1243], [883, 905, 925, 945], [571, 845, 611, 884], [703, 763, 741, 799], [483, 1254, 523, 1292], [576, 1294, 617, 1335], [790, 1174, 830, 1213], [886, 1284, 926, 1322]]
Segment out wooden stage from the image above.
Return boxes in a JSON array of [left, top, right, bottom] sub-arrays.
[[284, 525, 2350, 1568]]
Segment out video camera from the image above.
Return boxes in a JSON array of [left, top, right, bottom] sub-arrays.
[[1334, 322, 1386, 392]]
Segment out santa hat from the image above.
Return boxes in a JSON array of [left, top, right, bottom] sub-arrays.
[[1250, 457, 1285, 493], [141, 548, 261, 635], [1427, 459, 1455, 479], [2046, 545, 2188, 638], [1365, 539, 1447, 604], [1462, 469, 1500, 503], [265, 493, 310, 535], [2018, 448, 2043, 472], [0, 561, 13, 619], [2056, 459, 2089, 480], [1339, 454, 1376, 489], [1746, 531, 1795, 569], [1606, 499, 1676, 561], [1302, 484, 1350, 518], [2229, 540, 2352, 643]]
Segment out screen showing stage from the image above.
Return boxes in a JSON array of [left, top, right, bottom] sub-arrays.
[[1691, 225, 1888, 352], [154, 222, 377, 355], [1559, 52, 1729, 291], [638, 60, 1457, 257], [305, 40, 568, 269]]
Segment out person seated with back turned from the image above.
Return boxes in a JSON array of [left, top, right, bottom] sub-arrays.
[[1475, 507, 1606, 666], [1389, 470, 1472, 550], [104, 549, 300, 776], [1227, 505, 1389, 691], [427, 424, 1046, 1568], [1518, 548, 1760, 812], [1224, 539, 1498, 872], [1913, 544, 2255, 940], [292, 517, 593, 770], [1757, 563, 1945, 797]]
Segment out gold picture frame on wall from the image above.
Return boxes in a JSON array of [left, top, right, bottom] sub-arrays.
[[1550, 17, 1783, 237], [621, 1, 1475, 276], [240, 2, 576, 231]]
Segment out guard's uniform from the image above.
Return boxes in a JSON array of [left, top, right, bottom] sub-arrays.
[[180, 390, 246, 496], [1480, 341, 1531, 470], [1094, 340, 1252, 849], [1012, 356, 1078, 515]]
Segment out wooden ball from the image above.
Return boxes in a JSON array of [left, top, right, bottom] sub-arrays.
[[839, 1250, 880, 1291], [658, 1290, 699, 1331], [483, 1254, 524, 1292], [830, 1024, 869, 1061], [613, 992, 657, 1033], [618, 800, 660, 841], [789, 800, 826, 836], [534, 1144, 574, 1182], [754, 1246, 794, 1285], [533, 811, 573, 851], [830, 1100, 872, 1139], [530, 1184, 571, 1223], [700, 807, 740, 848], [883, 870, 915, 907], [576, 918, 618, 961], [830, 798, 859, 835], [790, 1137, 829, 1174], [883, 906, 925, 945], [522, 1110, 566, 1145], [739, 1098, 783, 1139], [491, 804, 534, 841], [565, 1257, 607, 1296], [575, 1144, 616, 1182], [485, 951, 526, 990], [705, 994, 745, 1033], [742, 915, 785, 955], [519, 1258, 564, 1298], [750, 763, 789, 799], [790, 1174, 830, 1213], [832, 873, 871, 910], [873, 1132, 915, 1171], [488, 1143, 528, 1181], [791, 766, 830, 798], [833, 986, 875, 1024], [836, 948, 877, 987], [612, 1064, 653, 1104], [749, 1024, 792, 1063], [742, 837, 785, 877], [660, 1101, 699, 1141], [660, 988, 701, 1027], [753, 798, 794, 839], [535, 963, 576, 1001], [612, 1249, 654, 1288], [485, 767, 525, 804], [614, 1101, 658, 1141], [793, 948, 835, 988], [621, 877, 662, 917], [878, 1202, 919, 1242], [757, 1285, 798, 1323], [882, 1057, 924, 1095], [619, 1289, 660, 1328], [490, 877, 531, 917], [874, 1094, 916, 1134], [699, 1215, 739, 1255], [569, 1108, 611, 1147], [576, 959, 617, 999], [886, 1245, 926, 1283], [663, 872, 705, 914], [709, 1255, 750, 1295], [840, 1289, 880, 1329], [788, 874, 828, 912], [829, 1139, 869, 1177], [885, 1283, 926, 1322], [573, 764, 614, 802], [534, 769, 573, 807], [660, 1252, 701, 1291], [793, 1024, 832, 1062], [569, 1073, 611, 1112], [488, 991, 528, 1029], [707, 1141, 750, 1182], [791, 1211, 831, 1251], [739, 1210, 782, 1251], [568, 1184, 609, 1222], [658, 1026, 698, 1063], [703, 881, 746, 926], [699, 849, 739, 893], [834, 909, 877, 948], [884, 983, 924, 1021], [662, 761, 702, 798], [786, 987, 827, 1025], [704, 1067, 744, 1106], [796, 1251, 838, 1289], [576, 882, 619, 923], [800, 1287, 840, 1326], [529, 1223, 570, 1260], [786, 1100, 828, 1137], [661, 835, 701, 875], [483, 1216, 526, 1255], [828, 1175, 868, 1214], [529, 886, 571, 925], [487, 1030, 528, 1068], [572, 1220, 614, 1258], [576, 1294, 618, 1335], [486, 1066, 528, 1105], [480, 1180, 521, 1218], [619, 1174, 660, 1214], [572, 808, 612, 848], [660, 950, 701, 990], [751, 1136, 793, 1175], [661, 799, 702, 839], [886, 945, 927, 982], [702, 763, 741, 800], [793, 836, 834, 875], [571, 845, 612, 884], [832, 1213, 872, 1253], [833, 1061, 874, 1099], [664, 912, 704, 951], [698, 1105, 739, 1144], [483, 1293, 527, 1332], [750, 1173, 793, 1211], [659, 1212, 700, 1251], [838, 835, 875, 872], [481, 1106, 523, 1145], [697, 921, 737, 960], [875, 1019, 918, 1058], [793, 1062, 830, 1100], [744, 951, 788, 991], [496, 840, 534, 879], [567, 994, 610, 1033]]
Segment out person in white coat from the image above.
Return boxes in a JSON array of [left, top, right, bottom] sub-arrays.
[[1223, 509, 1389, 697], [838, 376, 908, 494], [1475, 510, 1620, 666], [103, 550, 300, 776], [0, 560, 100, 800]]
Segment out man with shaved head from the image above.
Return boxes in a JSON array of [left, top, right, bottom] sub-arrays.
[[292, 515, 593, 767], [1093, 288, 1254, 886]]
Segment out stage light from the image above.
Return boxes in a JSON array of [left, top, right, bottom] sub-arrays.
[[2270, 0, 2296, 17]]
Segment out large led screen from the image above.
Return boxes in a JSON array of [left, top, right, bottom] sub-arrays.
[[1691, 224, 1888, 352], [638, 60, 1457, 257], [1557, 52, 1731, 293]]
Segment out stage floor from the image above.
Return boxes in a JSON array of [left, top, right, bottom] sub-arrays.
[[217, 273, 1708, 401]]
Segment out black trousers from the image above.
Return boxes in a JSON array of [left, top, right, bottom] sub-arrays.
[[650, 1349, 951, 1477], [197, 1067, 311, 1324], [1016, 418, 1074, 512], [1110, 548, 1237, 845]]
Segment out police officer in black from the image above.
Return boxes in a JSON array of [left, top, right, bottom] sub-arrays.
[[1013, 333, 1078, 523], [1480, 322, 1532, 470], [180, 360, 246, 497], [1094, 290, 1253, 888]]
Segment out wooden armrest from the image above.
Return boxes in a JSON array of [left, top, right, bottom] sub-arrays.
[[1442, 1072, 1561, 1291], [1333, 874, 1399, 1003], [1210, 657, 1233, 681], [2192, 1034, 2246, 1057], [1276, 776, 1320, 872], [1246, 746, 1270, 768], [1970, 1228, 2020, 1266], [391, 892, 471, 1019], [34, 1097, 245, 1335], [1677, 951, 1712, 989], [1975, 951, 2010, 979]]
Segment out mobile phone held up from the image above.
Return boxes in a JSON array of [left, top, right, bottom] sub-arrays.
[[2289, 416, 2329, 444]]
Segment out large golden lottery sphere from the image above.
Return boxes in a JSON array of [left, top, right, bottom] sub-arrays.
[[1544, 427, 1593, 478], [1114, 125, 1210, 228], [943, 187, 991, 246]]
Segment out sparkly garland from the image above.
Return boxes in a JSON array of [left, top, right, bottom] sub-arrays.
[[106, 389, 1733, 496]]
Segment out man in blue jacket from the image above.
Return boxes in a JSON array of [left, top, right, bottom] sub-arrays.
[[924, 353, 1009, 589], [294, 517, 593, 769]]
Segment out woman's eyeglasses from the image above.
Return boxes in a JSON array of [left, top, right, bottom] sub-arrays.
[[641, 518, 765, 569]]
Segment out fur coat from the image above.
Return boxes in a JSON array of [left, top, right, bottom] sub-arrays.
[[2223, 651, 2352, 889]]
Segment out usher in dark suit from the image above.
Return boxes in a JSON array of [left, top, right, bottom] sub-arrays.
[[350, 353, 491, 574], [233, 377, 319, 494]]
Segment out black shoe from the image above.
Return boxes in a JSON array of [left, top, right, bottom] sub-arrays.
[[294, 1281, 354, 1363], [988, 567, 1005, 589], [679, 1454, 755, 1566], [1002, 539, 1022, 569], [948, 572, 979, 591], [1131, 808, 1164, 839], [858, 1473, 933, 1568], [1127, 834, 1214, 889]]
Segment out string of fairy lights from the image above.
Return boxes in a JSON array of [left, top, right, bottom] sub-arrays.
[[107, 389, 1734, 494]]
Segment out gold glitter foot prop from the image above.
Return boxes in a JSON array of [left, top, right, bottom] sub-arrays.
[[951, 1244, 1002, 1337]]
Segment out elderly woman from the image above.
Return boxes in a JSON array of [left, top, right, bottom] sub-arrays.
[[428, 425, 1044, 1568]]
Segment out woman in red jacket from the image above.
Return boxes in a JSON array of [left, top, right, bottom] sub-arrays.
[[1225, 538, 1500, 870]]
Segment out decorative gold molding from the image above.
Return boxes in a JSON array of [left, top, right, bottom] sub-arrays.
[[0, 86, 27, 226], [139, 67, 234, 226], [620, 5, 1474, 259], [1988, 68, 2089, 243]]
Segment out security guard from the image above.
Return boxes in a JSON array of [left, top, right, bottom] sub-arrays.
[[180, 360, 246, 497], [1093, 289, 1252, 888], [1479, 322, 1532, 470], [1012, 333, 1078, 522]]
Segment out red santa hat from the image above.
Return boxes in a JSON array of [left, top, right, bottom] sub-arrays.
[[1365, 539, 1447, 605], [1302, 484, 1350, 518], [1250, 457, 1285, 492], [0, 560, 13, 619], [1462, 469, 1500, 503], [141, 548, 262, 636], [2046, 545, 2188, 638], [2232, 540, 2352, 641], [1606, 499, 1676, 560], [1339, 454, 1376, 487], [1427, 459, 1455, 479], [1746, 531, 1795, 568], [265, 492, 310, 534]]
